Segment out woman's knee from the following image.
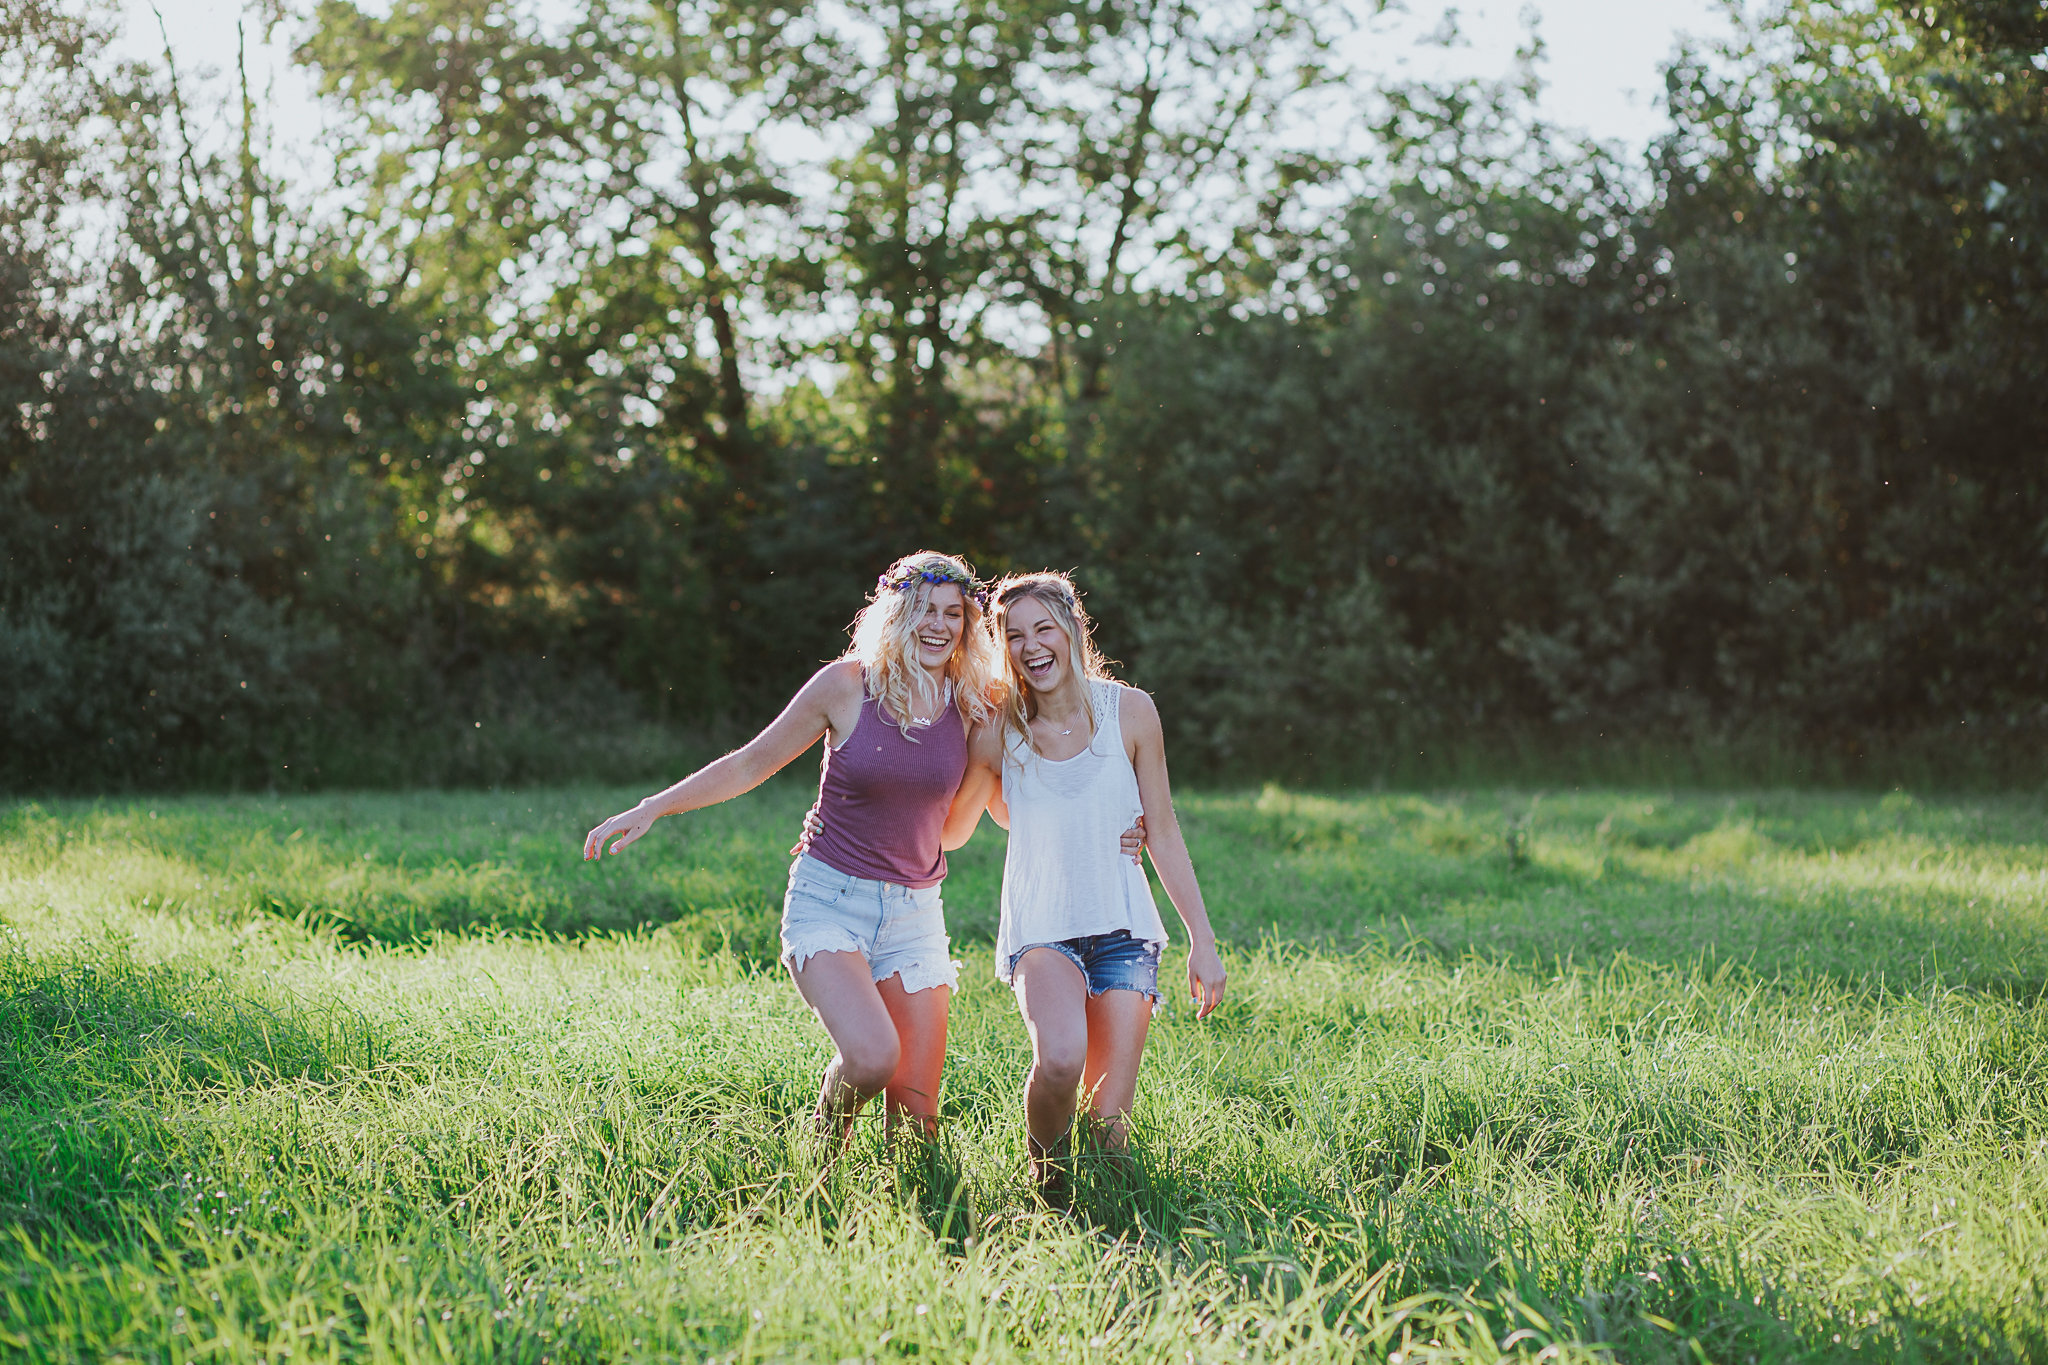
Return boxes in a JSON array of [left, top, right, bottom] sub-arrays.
[[837, 1036, 902, 1095], [1029, 1043, 1085, 1094]]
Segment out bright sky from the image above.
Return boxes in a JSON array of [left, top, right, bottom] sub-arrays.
[[1351, 1, 1734, 143], [114, 0, 1739, 172]]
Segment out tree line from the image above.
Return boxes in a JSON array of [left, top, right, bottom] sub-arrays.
[[2, 0, 2042, 789]]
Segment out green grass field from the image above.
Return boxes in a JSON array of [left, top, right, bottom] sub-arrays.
[[3, 778, 2045, 1362]]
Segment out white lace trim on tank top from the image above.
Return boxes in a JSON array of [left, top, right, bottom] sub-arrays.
[[993, 678, 1168, 981]]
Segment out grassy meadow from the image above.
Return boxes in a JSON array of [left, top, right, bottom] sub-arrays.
[[2, 776, 2045, 1362]]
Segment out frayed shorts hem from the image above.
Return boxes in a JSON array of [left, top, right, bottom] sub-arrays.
[[1006, 931, 1163, 1014], [781, 936, 959, 995], [779, 854, 959, 995]]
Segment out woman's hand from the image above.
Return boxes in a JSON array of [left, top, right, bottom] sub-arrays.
[[1120, 814, 1146, 865], [790, 803, 824, 856], [584, 804, 658, 860], [1186, 939, 1226, 1019]]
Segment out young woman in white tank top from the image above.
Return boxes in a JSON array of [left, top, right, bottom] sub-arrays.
[[950, 571, 1226, 1192]]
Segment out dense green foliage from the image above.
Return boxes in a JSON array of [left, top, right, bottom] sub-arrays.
[[3, 783, 2045, 1359], [2, 0, 2044, 787]]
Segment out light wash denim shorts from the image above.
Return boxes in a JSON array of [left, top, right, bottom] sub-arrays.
[[779, 854, 958, 995], [1007, 929, 1162, 1006]]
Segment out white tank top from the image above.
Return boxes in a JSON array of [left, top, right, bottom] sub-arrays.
[[994, 678, 1169, 981]]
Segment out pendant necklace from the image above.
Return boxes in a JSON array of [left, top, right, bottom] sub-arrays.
[[911, 678, 950, 726]]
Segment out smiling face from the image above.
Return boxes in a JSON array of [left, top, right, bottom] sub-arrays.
[[913, 583, 967, 675], [1003, 594, 1073, 697]]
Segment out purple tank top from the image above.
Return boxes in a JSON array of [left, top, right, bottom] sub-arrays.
[[803, 693, 969, 889]]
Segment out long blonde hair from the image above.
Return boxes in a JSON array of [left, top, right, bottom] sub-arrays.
[[843, 550, 999, 736], [988, 570, 1114, 753]]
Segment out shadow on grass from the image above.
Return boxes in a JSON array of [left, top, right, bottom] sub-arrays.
[[2, 791, 800, 959], [12, 783, 2046, 995], [1189, 785, 2048, 994], [4, 937, 2038, 1361], [888, 1130, 981, 1254], [1143, 1181, 2045, 1365], [0, 941, 381, 1239]]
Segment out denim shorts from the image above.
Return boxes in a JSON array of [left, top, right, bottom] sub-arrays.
[[779, 854, 958, 995], [1007, 930, 1162, 1005]]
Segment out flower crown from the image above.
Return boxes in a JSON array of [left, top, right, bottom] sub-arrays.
[[878, 561, 988, 609]]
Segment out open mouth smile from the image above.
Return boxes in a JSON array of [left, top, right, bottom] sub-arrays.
[[920, 633, 953, 651], [1022, 651, 1056, 681]]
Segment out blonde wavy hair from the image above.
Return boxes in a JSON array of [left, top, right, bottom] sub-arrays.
[[843, 551, 1000, 737], [988, 570, 1114, 754]]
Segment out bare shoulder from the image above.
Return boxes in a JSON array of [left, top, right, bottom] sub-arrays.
[[786, 659, 866, 736], [802, 658, 867, 705], [1114, 681, 1163, 740], [965, 718, 1007, 765]]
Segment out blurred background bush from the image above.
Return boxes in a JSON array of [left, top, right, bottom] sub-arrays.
[[2, 0, 2042, 790]]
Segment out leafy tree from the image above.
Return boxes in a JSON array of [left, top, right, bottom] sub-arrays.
[[0, 9, 308, 781], [1491, 0, 2048, 744], [1088, 2, 2048, 770], [7, 0, 2045, 787], [1, 4, 482, 785]]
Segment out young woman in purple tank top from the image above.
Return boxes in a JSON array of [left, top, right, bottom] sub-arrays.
[[582, 551, 1001, 1140]]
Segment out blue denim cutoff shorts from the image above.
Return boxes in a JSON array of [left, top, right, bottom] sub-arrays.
[[780, 854, 959, 995], [1007, 930, 1162, 1006]]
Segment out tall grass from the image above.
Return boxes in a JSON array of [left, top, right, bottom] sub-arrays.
[[2, 780, 2044, 1361]]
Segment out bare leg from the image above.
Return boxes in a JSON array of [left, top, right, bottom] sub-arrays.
[[876, 973, 951, 1138], [788, 951, 902, 1140], [1080, 989, 1152, 1150], [1013, 948, 1090, 1168]]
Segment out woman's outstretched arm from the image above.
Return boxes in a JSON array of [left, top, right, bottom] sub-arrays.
[[584, 661, 863, 860], [1123, 688, 1227, 1017]]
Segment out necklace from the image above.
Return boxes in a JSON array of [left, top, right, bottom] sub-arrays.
[[1042, 688, 1083, 739], [910, 678, 950, 726]]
